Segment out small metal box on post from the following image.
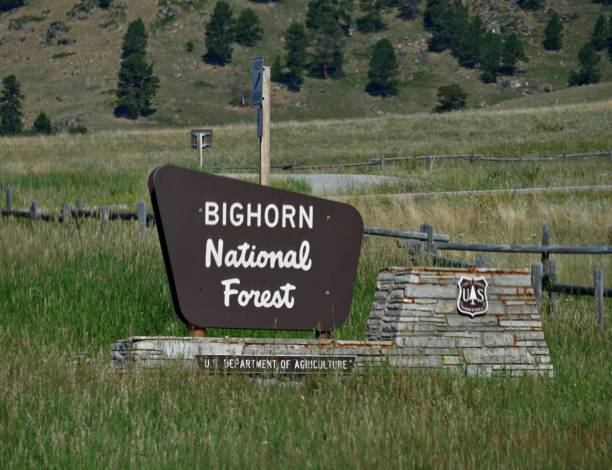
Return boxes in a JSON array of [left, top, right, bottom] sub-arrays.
[[191, 129, 213, 169]]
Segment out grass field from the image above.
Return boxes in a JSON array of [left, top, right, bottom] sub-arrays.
[[1, 101, 611, 467]]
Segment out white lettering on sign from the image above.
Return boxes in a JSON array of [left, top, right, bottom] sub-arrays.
[[221, 278, 296, 308], [203, 201, 313, 229], [201, 200, 317, 311]]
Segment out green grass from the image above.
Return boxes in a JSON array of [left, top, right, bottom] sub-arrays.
[[0, 100, 611, 467]]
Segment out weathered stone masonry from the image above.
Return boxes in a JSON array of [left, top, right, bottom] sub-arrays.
[[113, 267, 553, 377], [366, 267, 553, 377]]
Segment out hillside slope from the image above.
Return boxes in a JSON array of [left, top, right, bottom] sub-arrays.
[[0, 0, 610, 131]]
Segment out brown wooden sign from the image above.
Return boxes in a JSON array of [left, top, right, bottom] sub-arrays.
[[148, 166, 363, 331]]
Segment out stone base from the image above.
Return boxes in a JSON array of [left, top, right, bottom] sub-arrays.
[[112, 268, 554, 377]]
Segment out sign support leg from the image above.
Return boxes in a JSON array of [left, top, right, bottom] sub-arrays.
[[198, 134, 203, 169], [260, 66, 271, 186]]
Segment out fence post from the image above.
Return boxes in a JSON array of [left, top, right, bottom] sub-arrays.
[[101, 206, 110, 234], [532, 262, 543, 315], [541, 224, 550, 275], [595, 270, 604, 334], [475, 254, 486, 268], [549, 259, 558, 317], [137, 201, 146, 238], [76, 198, 83, 230], [379, 156, 385, 170], [30, 201, 38, 222], [6, 188, 13, 216]]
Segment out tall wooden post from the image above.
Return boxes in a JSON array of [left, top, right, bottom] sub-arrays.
[[595, 270, 604, 335], [197, 134, 203, 169], [532, 262, 543, 315], [260, 66, 271, 186]]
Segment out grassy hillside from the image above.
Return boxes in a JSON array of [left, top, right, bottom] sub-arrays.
[[0, 0, 611, 131]]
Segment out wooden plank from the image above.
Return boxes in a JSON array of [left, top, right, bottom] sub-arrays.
[[437, 242, 612, 255], [259, 65, 270, 186], [365, 226, 450, 242]]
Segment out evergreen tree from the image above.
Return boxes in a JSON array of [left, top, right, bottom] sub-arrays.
[[306, 0, 347, 79], [271, 56, 284, 83], [0, 0, 24, 13], [306, 0, 353, 36], [396, 0, 418, 21], [284, 21, 309, 91], [98, 0, 112, 9], [423, 0, 445, 30], [356, 0, 386, 33], [517, 0, 543, 11], [591, 14, 607, 51], [121, 19, 147, 59], [500, 32, 526, 75], [32, 112, 53, 135], [608, 16, 612, 62], [365, 38, 399, 97], [204, 1, 234, 65], [115, 20, 159, 119], [568, 41, 601, 86], [479, 31, 501, 83], [234, 8, 263, 47], [0, 75, 24, 136], [455, 15, 484, 68], [543, 12, 562, 51], [434, 83, 466, 112]]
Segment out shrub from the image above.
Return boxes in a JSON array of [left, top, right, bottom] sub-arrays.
[[434, 84, 467, 113], [32, 112, 53, 135]]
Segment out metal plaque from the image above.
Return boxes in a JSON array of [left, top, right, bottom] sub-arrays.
[[148, 166, 364, 331], [196, 355, 356, 374], [251, 56, 263, 106], [457, 276, 488, 317]]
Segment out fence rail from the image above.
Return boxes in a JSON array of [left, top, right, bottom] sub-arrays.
[[211, 150, 612, 173], [1, 189, 609, 331]]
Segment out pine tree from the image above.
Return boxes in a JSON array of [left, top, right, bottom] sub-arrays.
[[271, 55, 283, 83], [591, 14, 607, 51], [204, 1, 234, 65], [396, 0, 418, 21], [234, 8, 263, 47], [434, 83, 467, 112], [608, 16, 612, 62], [121, 19, 147, 59], [568, 41, 601, 86], [500, 32, 526, 75], [455, 15, 484, 68], [517, 0, 543, 11], [479, 31, 501, 83], [115, 20, 159, 119], [284, 21, 309, 91], [543, 12, 562, 51], [0, 75, 24, 136], [306, 0, 346, 79], [365, 38, 399, 97], [356, 0, 386, 33], [0, 0, 25, 13], [32, 112, 53, 135]]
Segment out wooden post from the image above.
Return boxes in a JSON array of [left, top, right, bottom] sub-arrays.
[[197, 133, 203, 169], [6, 187, 12, 215], [379, 155, 385, 170], [259, 65, 271, 186], [549, 259, 558, 317], [76, 198, 83, 230], [30, 201, 37, 221], [188, 325, 207, 337], [595, 269, 604, 334], [541, 224, 551, 276], [101, 206, 110, 234], [475, 254, 485, 268], [137, 200, 146, 238], [532, 262, 543, 314]]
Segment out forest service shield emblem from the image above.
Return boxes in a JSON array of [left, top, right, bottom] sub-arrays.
[[457, 276, 488, 317]]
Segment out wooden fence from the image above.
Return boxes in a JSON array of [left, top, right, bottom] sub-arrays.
[[2, 189, 609, 332], [212, 149, 612, 172]]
